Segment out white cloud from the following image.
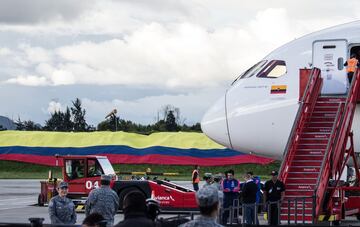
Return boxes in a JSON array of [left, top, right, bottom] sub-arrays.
[[249, 8, 292, 47], [46, 101, 63, 114], [5, 75, 48, 86], [19, 45, 53, 64], [0, 47, 11, 56], [7, 22, 267, 88], [82, 87, 224, 125], [1, 0, 360, 125]]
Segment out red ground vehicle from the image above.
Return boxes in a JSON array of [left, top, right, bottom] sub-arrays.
[[38, 155, 197, 211]]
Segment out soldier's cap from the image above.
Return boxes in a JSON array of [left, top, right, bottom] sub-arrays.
[[101, 174, 111, 182], [204, 173, 213, 178], [196, 186, 219, 207], [213, 173, 222, 179], [58, 181, 68, 189], [270, 170, 278, 176]]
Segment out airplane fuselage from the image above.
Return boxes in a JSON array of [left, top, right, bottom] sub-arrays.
[[201, 21, 360, 160]]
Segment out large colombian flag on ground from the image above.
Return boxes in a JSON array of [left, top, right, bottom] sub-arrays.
[[0, 131, 273, 166]]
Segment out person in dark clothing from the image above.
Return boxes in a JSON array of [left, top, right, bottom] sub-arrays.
[[82, 213, 106, 227], [221, 169, 240, 224], [263, 170, 285, 226], [114, 191, 155, 227], [242, 172, 258, 225]]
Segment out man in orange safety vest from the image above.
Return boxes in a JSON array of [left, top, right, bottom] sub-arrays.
[[344, 54, 360, 85], [192, 165, 200, 191]]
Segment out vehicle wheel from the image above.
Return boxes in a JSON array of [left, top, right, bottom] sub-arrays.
[[118, 188, 142, 210], [38, 194, 44, 206]]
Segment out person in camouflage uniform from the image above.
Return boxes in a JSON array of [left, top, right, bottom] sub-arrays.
[[85, 175, 119, 227], [202, 173, 214, 188], [48, 181, 77, 224], [180, 186, 223, 227]]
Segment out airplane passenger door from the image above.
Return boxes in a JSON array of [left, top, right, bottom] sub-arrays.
[[313, 39, 348, 94]]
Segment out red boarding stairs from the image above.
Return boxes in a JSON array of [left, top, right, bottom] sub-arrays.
[[278, 68, 360, 224]]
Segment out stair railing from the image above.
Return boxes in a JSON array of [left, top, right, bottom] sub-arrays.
[[313, 69, 360, 217], [326, 69, 360, 206], [279, 68, 322, 182], [313, 104, 344, 217], [331, 70, 360, 176]]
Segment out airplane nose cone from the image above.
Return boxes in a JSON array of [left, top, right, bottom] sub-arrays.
[[201, 95, 232, 148]]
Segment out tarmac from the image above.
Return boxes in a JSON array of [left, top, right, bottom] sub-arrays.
[[0, 179, 358, 225], [0, 179, 196, 224]]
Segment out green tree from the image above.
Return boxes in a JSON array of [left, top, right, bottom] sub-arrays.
[[22, 120, 42, 131], [165, 110, 178, 131], [63, 107, 73, 131], [15, 117, 25, 130], [44, 111, 65, 131], [71, 98, 88, 132]]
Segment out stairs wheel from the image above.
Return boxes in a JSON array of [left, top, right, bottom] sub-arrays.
[[332, 220, 340, 226]]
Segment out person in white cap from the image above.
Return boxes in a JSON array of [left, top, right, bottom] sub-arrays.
[[180, 186, 223, 227], [48, 181, 77, 224], [85, 175, 119, 227]]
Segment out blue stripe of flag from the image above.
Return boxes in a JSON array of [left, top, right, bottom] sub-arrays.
[[0, 145, 245, 158]]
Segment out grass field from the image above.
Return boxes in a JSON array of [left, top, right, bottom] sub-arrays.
[[0, 160, 281, 181]]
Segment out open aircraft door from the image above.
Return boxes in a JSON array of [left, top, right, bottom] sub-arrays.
[[313, 39, 348, 95]]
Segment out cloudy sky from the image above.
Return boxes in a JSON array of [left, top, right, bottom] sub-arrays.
[[0, 0, 359, 126]]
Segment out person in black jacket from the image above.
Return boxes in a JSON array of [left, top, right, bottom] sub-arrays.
[[263, 170, 285, 226], [114, 191, 155, 227], [242, 172, 258, 225]]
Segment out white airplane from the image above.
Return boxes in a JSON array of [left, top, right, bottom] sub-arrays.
[[201, 21, 360, 160]]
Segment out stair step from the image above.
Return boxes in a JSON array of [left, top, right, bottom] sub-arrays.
[[297, 144, 327, 149], [302, 127, 332, 133], [298, 138, 329, 144], [311, 112, 337, 117], [314, 102, 340, 107], [287, 172, 319, 178], [295, 150, 325, 155], [286, 178, 317, 184], [304, 122, 334, 128], [292, 155, 324, 161], [290, 161, 322, 167], [300, 133, 330, 139], [317, 97, 346, 102], [313, 106, 339, 112], [285, 191, 313, 196], [286, 184, 316, 190], [281, 197, 314, 208], [280, 208, 313, 214], [280, 214, 313, 222], [307, 116, 335, 122], [288, 166, 320, 172]]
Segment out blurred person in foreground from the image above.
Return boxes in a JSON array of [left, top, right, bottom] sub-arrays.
[[82, 213, 106, 227], [180, 186, 223, 227], [114, 191, 155, 227]]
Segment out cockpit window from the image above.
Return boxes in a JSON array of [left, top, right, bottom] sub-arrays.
[[231, 60, 267, 85], [257, 60, 286, 78]]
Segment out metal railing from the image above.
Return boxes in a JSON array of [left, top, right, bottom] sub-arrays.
[[279, 68, 322, 182]]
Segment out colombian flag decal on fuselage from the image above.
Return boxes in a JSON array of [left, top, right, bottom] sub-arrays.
[[271, 85, 287, 94]]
